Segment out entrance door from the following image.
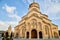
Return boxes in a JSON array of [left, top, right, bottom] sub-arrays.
[[39, 32, 42, 38], [31, 29, 37, 38], [26, 32, 29, 38]]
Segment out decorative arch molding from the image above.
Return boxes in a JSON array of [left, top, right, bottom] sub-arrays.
[[31, 19, 37, 21], [43, 21, 53, 38], [54, 32, 59, 38]]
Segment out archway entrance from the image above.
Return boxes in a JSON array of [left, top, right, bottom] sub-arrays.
[[39, 32, 42, 38], [31, 29, 37, 38], [26, 32, 29, 38]]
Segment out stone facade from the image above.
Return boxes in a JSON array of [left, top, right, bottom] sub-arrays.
[[14, 2, 59, 39]]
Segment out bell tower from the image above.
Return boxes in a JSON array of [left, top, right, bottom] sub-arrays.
[[29, 0, 40, 12]]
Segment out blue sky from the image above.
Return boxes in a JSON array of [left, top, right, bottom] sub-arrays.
[[0, 0, 60, 31]]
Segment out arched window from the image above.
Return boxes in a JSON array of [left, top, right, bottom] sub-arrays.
[[45, 25, 49, 35], [45, 25, 50, 38]]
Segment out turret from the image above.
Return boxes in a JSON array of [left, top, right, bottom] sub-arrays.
[[29, 2, 40, 12]]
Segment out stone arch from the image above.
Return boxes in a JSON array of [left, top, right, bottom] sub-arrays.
[[31, 29, 37, 38], [26, 32, 29, 38], [39, 31, 43, 38], [45, 25, 50, 38], [54, 32, 58, 38]]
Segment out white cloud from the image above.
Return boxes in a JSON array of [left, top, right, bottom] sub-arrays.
[[41, 0, 60, 20], [46, 3, 60, 15], [1, 0, 60, 31], [52, 16, 60, 20], [2, 4, 21, 21], [2, 4, 16, 13], [22, 0, 33, 4], [0, 21, 18, 31], [1, 4, 21, 31], [8, 13, 21, 21], [0, 21, 5, 26]]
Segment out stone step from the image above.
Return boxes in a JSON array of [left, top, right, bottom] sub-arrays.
[[0, 38, 60, 40], [14, 38, 60, 40]]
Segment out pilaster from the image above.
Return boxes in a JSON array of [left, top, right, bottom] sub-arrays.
[[29, 31, 31, 39], [25, 32, 26, 38]]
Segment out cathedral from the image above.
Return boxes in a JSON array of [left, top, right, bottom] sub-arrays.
[[14, 1, 59, 39]]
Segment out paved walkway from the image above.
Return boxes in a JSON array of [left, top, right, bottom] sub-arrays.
[[0, 38, 60, 40]]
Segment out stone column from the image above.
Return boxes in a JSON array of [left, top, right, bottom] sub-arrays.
[[29, 31, 31, 39], [14, 33, 16, 38], [37, 31, 39, 39]]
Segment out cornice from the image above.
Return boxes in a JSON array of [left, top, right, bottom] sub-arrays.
[[14, 26, 19, 28], [22, 15, 27, 19], [40, 12, 48, 17], [26, 14, 42, 20], [29, 6, 40, 9], [28, 9, 40, 15], [42, 16, 51, 21], [19, 13, 51, 25], [42, 20, 51, 26], [52, 23, 58, 27], [28, 10, 48, 19], [19, 22, 25, 26]]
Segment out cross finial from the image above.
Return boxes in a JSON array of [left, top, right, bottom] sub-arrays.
[[33, 0, 35, 2]]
